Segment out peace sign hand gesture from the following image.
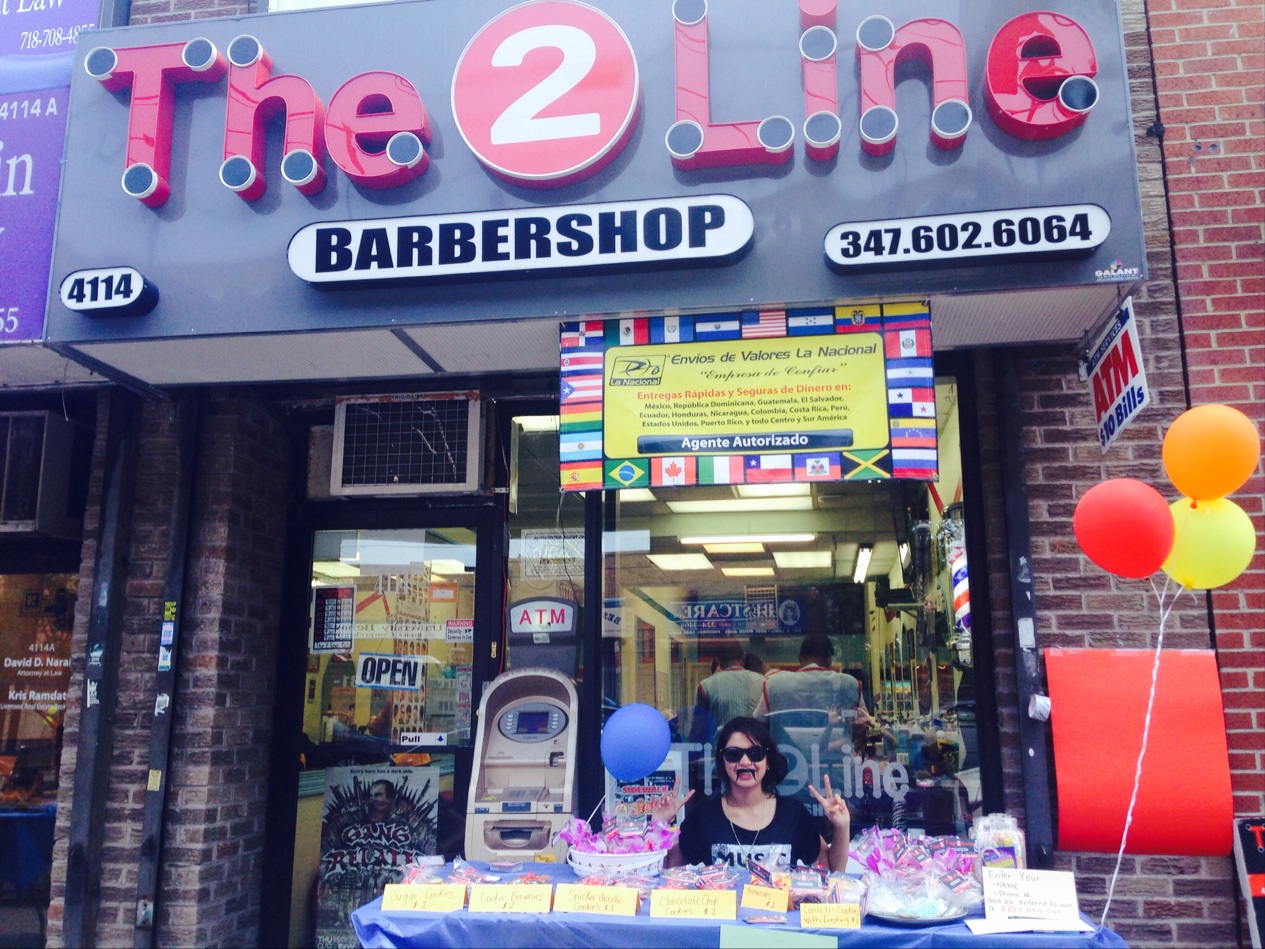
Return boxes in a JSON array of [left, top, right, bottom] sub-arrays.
[[647, 776, 694, 825]]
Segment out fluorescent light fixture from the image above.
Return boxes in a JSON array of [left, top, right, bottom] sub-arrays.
[[646, 553, 713, 571], [734, 483, 810, 498], [602, 530, 651, 553], [618, 488, 657, 503], [427, 559, 468, 575], [680, 533, 816, 545], [516, 415, 559, 432], [312, 560, 362, 578], [772, 550, 833, 569], [703, 542, 766, 554], [853, 544, 874, 583], [666, 497, 814, 514], [721, 566, 775, 577]]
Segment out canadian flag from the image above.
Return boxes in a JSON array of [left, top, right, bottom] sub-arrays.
[[652, 456, 695, 486]]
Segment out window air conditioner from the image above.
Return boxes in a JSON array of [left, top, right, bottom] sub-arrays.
[[0, 411, 84, 539], [330, 392, 483, 496]]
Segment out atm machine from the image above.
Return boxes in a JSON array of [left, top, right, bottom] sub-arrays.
[[464, 668, 578, 863]]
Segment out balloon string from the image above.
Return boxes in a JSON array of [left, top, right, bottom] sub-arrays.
[[1099, 576, 1183, 927]]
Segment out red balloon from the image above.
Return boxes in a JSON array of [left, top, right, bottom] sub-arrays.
[[1073, 479, 1175, 578]]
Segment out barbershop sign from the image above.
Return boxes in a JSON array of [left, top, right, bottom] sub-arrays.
[[46, 0, 1145, 344]]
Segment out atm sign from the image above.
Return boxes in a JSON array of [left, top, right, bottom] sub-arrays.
[[1086, 297, 1149, 453]]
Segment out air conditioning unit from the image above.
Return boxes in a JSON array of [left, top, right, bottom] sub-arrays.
[[0, 411, 84, 539], [330, 392, 483, 496]]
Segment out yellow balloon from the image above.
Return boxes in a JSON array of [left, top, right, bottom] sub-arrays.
[[1163, 497, 1257, 589]]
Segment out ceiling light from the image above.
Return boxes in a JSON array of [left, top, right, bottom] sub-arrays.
[[312, 560, 361, 578], [516, 415, 559, 432], [680, 533, 816, 545], [853, 543, 874, 583], [772, 550, 833, 569], [618, 488, 657, 503], [666, 497, 814, 514], [703, 542, 765, 554], [899, 541, 911, 568], [721, 566, 775, 577], [734, 483, 810, 498], [427, 559, 468, 575], [646, 553, 713, 571]]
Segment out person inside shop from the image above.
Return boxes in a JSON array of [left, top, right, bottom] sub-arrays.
[[689, 641, 765, 741], [649, 717, 853, 871], [744, 651, 769, 676], [753, 632, 870, 752]]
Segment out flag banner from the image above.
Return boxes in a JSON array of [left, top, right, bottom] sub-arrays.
[[559, 304, 936, 491], [741, 309, 787, 338]]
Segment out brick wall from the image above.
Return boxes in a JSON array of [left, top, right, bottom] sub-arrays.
[[47, 390, 290, 947], [969, 0, 1263, 946]]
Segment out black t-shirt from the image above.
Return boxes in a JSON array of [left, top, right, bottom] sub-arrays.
[[676, 795, 821, 869]]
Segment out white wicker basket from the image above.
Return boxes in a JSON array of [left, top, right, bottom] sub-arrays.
[[566, 848, 668, 877]]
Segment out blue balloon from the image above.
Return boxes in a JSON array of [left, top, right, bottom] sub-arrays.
[[600, 703, 671, 782]]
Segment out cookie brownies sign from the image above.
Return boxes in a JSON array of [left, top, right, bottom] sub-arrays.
[[83, 0, 1100, 208]]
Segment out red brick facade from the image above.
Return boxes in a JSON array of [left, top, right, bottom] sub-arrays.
[[36, 0, 1262, 947]]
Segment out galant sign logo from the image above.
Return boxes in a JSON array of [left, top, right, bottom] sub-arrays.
[[85, 0, 1101, 209]]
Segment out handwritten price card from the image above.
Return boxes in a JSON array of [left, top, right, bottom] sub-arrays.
[[554, 884, 639, 916], [468, 883, 554, 914], [380, 883, 466, 913], [650, 889, 737, 920], [800, 903, 861, 929], [741, 884, 790, 912], [984, 868, 1081, 922]]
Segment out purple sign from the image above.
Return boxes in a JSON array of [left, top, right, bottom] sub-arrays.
[[0, 84, 67, 342], [1, 0, 96, 60]]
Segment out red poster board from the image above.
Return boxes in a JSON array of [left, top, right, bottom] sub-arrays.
[[1045, 648, 1233, 856]]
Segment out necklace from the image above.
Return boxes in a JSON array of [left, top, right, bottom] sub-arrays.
[[726, 795, 770, 851]]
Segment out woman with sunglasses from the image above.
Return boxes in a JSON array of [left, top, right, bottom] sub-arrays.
[[650, 716, 852, 871]]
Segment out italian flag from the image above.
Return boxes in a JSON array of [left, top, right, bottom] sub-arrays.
[[698, 456, 743, 484]]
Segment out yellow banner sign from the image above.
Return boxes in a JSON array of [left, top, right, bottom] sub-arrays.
[[740, 884, 790, 912], [799, 903, 862, 929], [468, 883, 554, 914], [603, 335, 888, 459], [380, 883, 466, 914], [553, 884, 639, 916], [650, 889, 738, 919]]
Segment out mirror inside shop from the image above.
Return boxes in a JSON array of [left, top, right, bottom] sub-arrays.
[[293, 380, 977, 945]]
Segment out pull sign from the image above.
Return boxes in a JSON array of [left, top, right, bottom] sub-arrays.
[[59, 267, 159, 316]]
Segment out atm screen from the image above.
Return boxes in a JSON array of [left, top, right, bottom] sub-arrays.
[[516, 710, 551, 735]]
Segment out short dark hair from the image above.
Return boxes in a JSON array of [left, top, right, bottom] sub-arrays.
[[798, 633, 834, 665], [716, 717, 788, 795]]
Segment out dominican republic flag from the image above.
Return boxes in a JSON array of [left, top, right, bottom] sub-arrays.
[[835, 306, 883, 334], [652, 456, 696, 486], [886, 328, 932, 359], [787, 309, 834, 336], [886, 357, 934, 386], [561, 352, 603, 374], [650, 316, 694, 344], [560, 433, 603, 461], [694, 315, 742, 341], [741, 309, 787, 338], [794, 453, 842, 480], [744, 454, 792, 483], [889, 388, 935, 417], [560, 320, 608, 350], [561, 375, 603, 403], [697, 455, 743, 484]]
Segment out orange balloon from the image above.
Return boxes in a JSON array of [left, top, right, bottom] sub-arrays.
[[1162, 404, 1261, 500]]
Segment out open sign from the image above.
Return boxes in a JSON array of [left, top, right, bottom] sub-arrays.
[[356, 654, 423, 691]]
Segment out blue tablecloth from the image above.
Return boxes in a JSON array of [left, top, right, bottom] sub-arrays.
[[0, 804, 56, 895], [351, 862, 1128, 949]]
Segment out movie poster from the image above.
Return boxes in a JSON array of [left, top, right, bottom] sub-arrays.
[[314, 764, 439, 948]]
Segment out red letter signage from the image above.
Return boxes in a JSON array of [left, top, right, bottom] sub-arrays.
[[985, 12, 1099, 140]]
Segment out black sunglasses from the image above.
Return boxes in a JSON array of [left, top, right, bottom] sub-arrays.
[[721, 745, 768, 764]]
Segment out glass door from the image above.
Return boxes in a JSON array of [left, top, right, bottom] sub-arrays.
[[289, 513, 500, 949]]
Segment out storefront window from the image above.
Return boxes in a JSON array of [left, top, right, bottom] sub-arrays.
[[601, 380, 979, 839], [0, 573, 75, 937]]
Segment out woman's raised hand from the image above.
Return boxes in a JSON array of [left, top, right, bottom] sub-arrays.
[[647, 775, 694, 825]]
